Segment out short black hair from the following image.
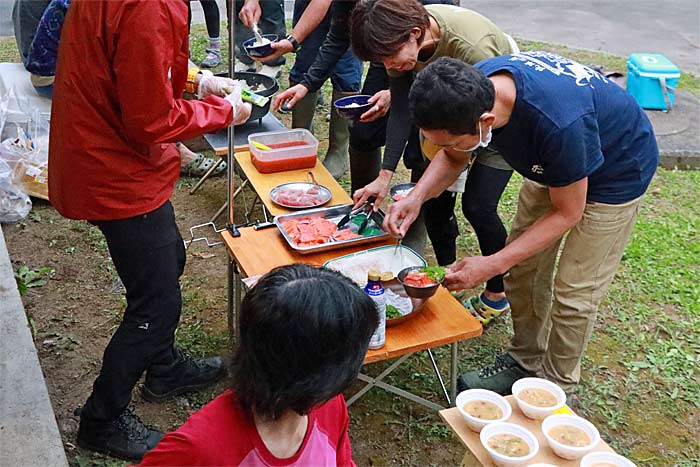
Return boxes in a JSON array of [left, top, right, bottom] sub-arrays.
[[230, 264, 378, 420], [409, 57, 495, 135]]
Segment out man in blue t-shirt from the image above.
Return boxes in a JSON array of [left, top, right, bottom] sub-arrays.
[[386, 54, 658, 396]]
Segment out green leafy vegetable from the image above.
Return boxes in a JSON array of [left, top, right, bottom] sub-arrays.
[[386, 304, 402, 319], [419, 266, 446, 282]]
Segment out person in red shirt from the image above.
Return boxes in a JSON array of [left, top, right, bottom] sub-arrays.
[[134, 264, 379, 467], [48, 0, 251, 461]]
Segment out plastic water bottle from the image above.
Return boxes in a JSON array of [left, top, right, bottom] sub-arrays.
[[365, 269, 386, 349]]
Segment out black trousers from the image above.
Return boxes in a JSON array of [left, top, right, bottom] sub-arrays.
[[83, 201, 185, 422], [424, 162, 513, 293]]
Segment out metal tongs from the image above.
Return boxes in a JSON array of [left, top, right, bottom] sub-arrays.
[[336, 196, 376, 231]]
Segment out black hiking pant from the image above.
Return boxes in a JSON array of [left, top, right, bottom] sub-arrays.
[[82, 201, 185, 422]]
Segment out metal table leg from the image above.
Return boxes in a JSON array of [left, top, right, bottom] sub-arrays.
[[227, 259, 235, 340], [450, 343, 458, 406], [346, 354, 411, 406], [428, 349, 451, 405]]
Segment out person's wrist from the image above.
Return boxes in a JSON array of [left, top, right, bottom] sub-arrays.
[[488, 251, 510, 276], [285, 34, 300, 52], [378, 169, 394, 182]]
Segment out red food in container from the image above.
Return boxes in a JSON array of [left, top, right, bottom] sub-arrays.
[[249, 129, 319, 174]]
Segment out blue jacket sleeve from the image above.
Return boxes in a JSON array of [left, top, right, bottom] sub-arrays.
[[24, 0, 71, 76]]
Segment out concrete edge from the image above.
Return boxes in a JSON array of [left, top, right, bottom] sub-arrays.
[[659, 150, 700, 170], [0, 225, 69, 467]]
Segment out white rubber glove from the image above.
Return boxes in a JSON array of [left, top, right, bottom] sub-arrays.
[[197, 71, 238, 99], [224, 84, 253, 125]]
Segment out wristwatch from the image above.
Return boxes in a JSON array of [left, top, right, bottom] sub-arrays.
[[285, 34, 301, 53]]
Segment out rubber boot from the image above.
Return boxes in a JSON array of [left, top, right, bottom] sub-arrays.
[[323, 89, 355, 180], [291, 90, 318, 132]]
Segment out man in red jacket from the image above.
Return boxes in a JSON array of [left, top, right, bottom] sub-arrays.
[[48, 0, 250, 461]]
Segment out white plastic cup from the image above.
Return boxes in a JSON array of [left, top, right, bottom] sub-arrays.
[[541, 414, 601, 460], [511, 377, 566, 420], [455, 389, 512, 432], [480, 422, 539, 467], [580, 452, 638, 467]]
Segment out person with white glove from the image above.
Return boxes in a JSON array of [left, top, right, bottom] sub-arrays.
[[196, 72, 252, 124]]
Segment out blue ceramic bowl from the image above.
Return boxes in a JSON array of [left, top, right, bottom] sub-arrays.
[[333, 94, 373, 120], [243, 34, 278, 58]]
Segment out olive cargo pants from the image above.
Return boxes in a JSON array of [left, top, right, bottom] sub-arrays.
[[505, 179, 643, 392]]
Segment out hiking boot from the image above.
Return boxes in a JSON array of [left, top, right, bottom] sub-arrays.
[[200, 48, 222, 68], [457, 353, 535, 395], [76, 407, 163, 461], [142, 348, 224, 402]]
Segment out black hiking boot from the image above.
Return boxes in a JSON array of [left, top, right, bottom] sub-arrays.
[[76, 407, 163, 461], [457, 353, 536, 395], [142, 348, 223, 402]]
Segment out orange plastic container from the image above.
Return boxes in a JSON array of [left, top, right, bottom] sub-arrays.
[[248, 129, 318, 174]]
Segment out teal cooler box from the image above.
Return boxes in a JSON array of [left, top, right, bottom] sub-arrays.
[[626, 53, 680, 110]]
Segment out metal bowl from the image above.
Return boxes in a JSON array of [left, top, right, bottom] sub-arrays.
[[333, 94, 372, 120], [216, 71, 279, 125], [397, 266, 441, 299], [382, 279, 428, 327], [389, 182, 416, 202], [269, 182, 332, 209], [242, 34, 278, 58]]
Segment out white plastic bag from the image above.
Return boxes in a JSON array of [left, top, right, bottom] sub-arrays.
[[0, 158, 32, 223]]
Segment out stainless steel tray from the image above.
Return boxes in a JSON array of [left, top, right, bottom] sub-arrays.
[[273, 203, 389, 254]]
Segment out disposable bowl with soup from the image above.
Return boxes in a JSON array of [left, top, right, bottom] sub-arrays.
[[397, 266, 441, 299], [242, 34, 278, 58], [580, 452, 638, 467], [333, 95, 373, 120], [511, 377, 566, 420], [541, 414, 600, 460], [455, 389, 512, 432], [480, 422, 539, 467]]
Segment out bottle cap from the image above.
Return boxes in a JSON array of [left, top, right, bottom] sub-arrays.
[[367, 269, 381, 281], [380, 271, 394, 281]]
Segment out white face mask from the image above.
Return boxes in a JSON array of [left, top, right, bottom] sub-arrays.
[[462, 121, 492, 152], [443, 116, 492, 154]]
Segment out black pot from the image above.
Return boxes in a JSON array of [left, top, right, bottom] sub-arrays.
[[215, 71, 279, 125]]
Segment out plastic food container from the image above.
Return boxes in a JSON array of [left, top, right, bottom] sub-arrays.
[[480, 422, 539, 467], [511, 377, 566, 420], [455, 389, 512, 433], [580, 451, 638, 467], [248, 129, 318, 174], [541, 414, 600, 460]]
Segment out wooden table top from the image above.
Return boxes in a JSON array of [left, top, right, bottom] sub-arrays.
[[440, 397, 616, 466], [222, 226, 482, 364], [234, 151, 352, 217]]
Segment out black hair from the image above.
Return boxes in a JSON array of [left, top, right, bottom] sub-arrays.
[[350, 0, 429, 62], [409, 57, 495, 135], [229, 264, 378, 420]]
